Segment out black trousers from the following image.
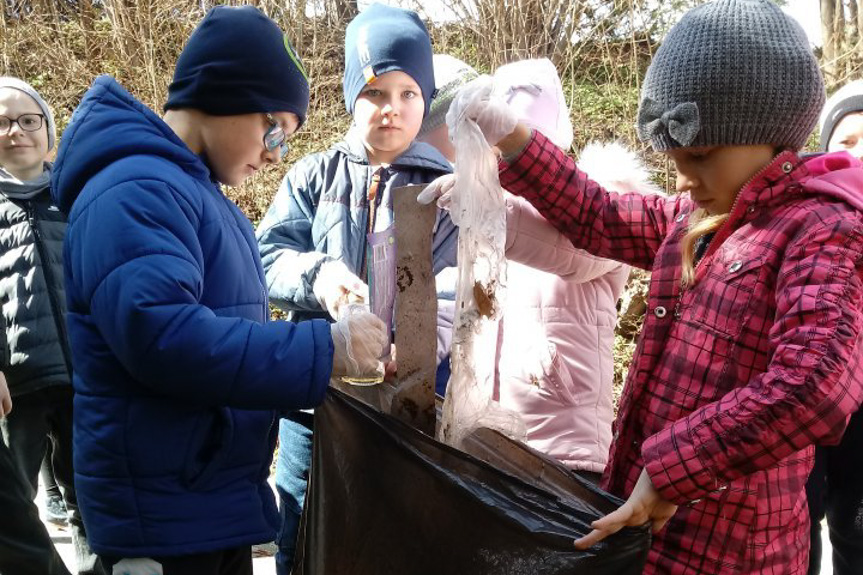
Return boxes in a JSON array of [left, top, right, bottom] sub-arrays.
[[102, 547, 253, 575], [807, 408, 863, 575], [0, 425, 70, 575], [1, 386, 103, 575]]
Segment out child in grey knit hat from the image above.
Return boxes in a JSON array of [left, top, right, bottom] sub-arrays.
[[426, 0, 863, 573], [418, 54, 479, 163], [820, 79, 863, 160]]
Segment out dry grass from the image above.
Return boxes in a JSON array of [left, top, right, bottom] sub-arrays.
[[1, 0, 839, 402]]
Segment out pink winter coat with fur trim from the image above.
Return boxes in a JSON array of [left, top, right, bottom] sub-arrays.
[[495, 143, 656, 473], [497, 194, 627, 473], [501, 130, 863, 575]]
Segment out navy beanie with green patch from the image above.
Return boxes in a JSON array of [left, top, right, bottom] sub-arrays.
[[165, 5, 310, 127], [343, 3, 435, 117]]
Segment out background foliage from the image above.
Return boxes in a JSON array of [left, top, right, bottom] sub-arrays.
[[2, 0, 855, 404]]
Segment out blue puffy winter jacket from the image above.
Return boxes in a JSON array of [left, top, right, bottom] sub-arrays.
[[51, 76, 333, 557]]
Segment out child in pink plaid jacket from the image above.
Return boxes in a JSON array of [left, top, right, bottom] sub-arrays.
[[424, 0, 863, 573]]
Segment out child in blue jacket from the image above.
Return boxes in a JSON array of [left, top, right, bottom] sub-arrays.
[[255, 4, 457, 572], [51, 6, 386, 574]]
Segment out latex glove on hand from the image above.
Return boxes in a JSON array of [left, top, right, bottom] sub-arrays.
[[417, 174, 456, 209], [313, 260, 369, 320], [383, 344, 397, 383], [330, 310, 389, 378], [446, 75, 519, 148]]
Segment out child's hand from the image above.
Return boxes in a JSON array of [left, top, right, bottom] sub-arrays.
[[313, 261, 369, 320], [446, 75, 518, 148], [0, 372, 11, 417], [417, 174, 456, 209], [573, 468, 678, 550], [330, 310, 388, 378]]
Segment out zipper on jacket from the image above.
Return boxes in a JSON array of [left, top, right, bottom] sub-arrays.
[[360, 167, 388, 282], [26, 203, 73, 377], [672, 154, 787, 319]]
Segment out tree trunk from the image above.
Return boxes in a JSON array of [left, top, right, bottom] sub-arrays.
[[821, 0, 838, 85], [850, 0, 861, 75], [327, 0, 357, 28], [859, 0, 863, 44]]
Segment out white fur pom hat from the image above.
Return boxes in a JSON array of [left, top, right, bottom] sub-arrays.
[[492, 58, 573, 151]]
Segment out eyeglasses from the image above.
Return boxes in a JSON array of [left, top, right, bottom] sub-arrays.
[[0, 113, 45, 135], [264, 113, 290, 160]]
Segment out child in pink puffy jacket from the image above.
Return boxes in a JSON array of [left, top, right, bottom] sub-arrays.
[[420, 57, 658, 479], [491, 59, 659, 479]]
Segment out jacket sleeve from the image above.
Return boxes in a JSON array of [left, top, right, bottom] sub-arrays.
[[256, 162, 332, 313], [505, 193, 624, 281], [73, 180, 333, 411], [641, 212, 863, 504], [499, 130, 685, 271], [431, 208, 459, 363]]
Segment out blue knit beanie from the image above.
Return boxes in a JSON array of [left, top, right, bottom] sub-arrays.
[[343, 3, 435, 116], [165, 6, 310, 126]]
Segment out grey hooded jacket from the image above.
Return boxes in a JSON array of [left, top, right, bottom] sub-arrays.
[[0, 165, 71, 396], [256, 129, 458, 327]]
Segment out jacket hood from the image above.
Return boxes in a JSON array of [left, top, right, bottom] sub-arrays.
[[333, 127, 452, 173], [0, 163, 52, 200], [51, 76, 210, 214], [803, 151, 863, 212], [578, 142, 662, 195]]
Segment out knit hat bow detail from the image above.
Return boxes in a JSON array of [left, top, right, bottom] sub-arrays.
[[638, 98, 700, 147]]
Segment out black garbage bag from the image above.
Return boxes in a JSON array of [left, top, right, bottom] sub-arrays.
[[294, 389, 650, 574]]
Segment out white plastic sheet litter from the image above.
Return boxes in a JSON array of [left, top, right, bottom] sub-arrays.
[[438, 96, 527, 448]]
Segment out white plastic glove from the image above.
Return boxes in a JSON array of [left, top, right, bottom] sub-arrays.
[[313, 260, 369, 320], [446, 75, 519, 147], [330, 307, 389, 378], [417, 174, 456, 208], [112, 558, 163, 575]]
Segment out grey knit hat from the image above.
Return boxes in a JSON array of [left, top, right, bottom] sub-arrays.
[[637, 0, 824, 152], [0, 77, 56, 151], [419, 54, 479, 137], [819, 80, 863, 150]]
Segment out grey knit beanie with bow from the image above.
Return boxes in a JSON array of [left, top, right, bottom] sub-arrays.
[[637, 0, 824, 152]]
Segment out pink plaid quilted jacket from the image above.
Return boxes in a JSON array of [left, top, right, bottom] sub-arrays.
[[500, 132, 863, 574]]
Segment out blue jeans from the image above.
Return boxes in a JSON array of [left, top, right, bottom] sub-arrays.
[[274, 411, 314, 575]]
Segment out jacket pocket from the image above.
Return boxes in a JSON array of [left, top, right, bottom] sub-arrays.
[[500, 340, 578, 406], [684, 253, 769, 338], [181, 407, 235, 490]]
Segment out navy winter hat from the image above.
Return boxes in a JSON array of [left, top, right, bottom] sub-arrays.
[[343, 3, 435, 116], [165, 5, 310, 126]]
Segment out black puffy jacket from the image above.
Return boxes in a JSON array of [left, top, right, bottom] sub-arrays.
[[0, 165, 71, 397]]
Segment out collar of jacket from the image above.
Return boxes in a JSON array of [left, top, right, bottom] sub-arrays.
[[0, 163, 52, 200], [727, 150, 863, 219], [693, 150, 863, 271], [333, 127, 453, 174]]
